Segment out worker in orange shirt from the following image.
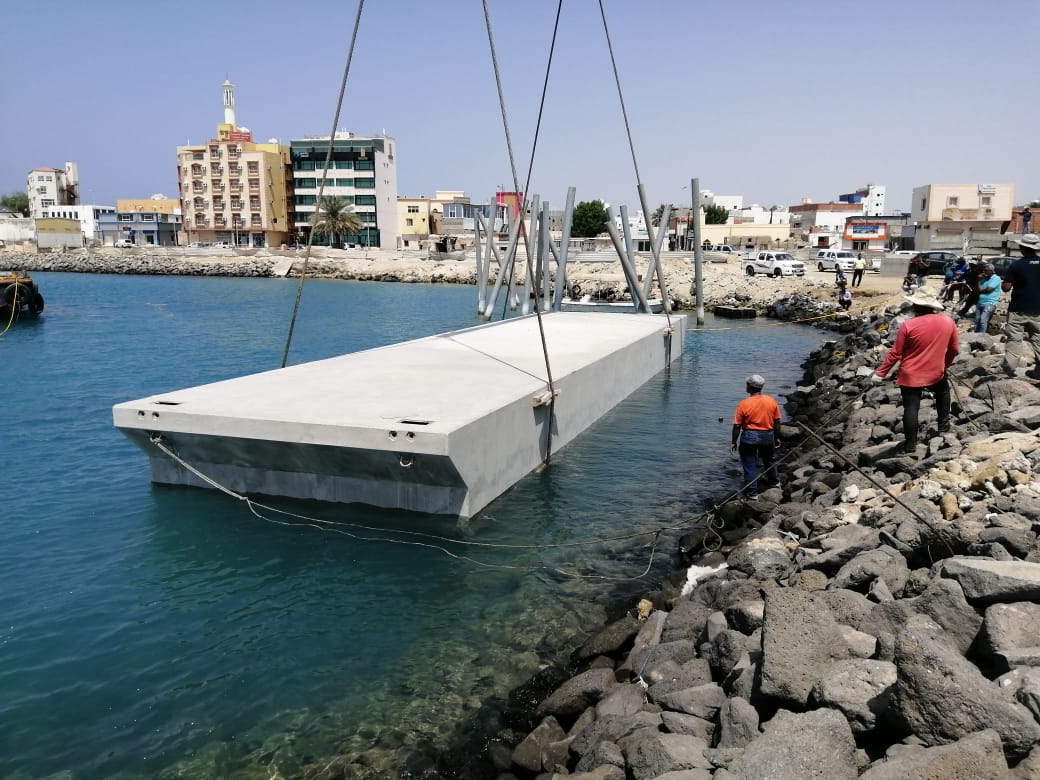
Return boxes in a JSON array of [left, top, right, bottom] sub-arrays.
[[730, 374, 782, 499]]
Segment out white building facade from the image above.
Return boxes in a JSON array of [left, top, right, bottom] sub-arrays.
[[910, 183, 1014, 252], [27, 162, 79, 219], [289, 132, 398, 249]]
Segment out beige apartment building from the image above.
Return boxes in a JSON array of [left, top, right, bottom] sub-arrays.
[[175, 81, 292, 247], [911, 183, 1014, 252]]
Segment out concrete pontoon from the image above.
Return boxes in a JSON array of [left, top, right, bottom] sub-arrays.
[[113, 311, 686, 519]]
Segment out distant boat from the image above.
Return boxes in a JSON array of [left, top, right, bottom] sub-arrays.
[[561, 295, 665, 314], [0, 271, 45, 324]]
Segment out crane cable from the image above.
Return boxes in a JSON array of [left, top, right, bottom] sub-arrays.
[[481, 0, 561, 467], [281, 0, 366, 368]]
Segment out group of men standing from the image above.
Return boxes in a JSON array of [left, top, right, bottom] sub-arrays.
[[730, 234, 1040, 495]]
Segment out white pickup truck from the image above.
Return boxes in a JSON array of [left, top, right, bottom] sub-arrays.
[[744, 251, 805, 277], [702, 244, 742, 263]]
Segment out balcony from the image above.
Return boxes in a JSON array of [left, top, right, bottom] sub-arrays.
[[211, 181, 225, 191], [230, 200, 243, 210], [229, 165, 242, 176], [250, 202, 261, 211], [213, 201, 226, 211], [210, 166, 224, 176], [214, 217, 227, 228]]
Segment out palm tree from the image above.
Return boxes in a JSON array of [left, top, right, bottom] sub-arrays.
[[310, 196, 363, 247]]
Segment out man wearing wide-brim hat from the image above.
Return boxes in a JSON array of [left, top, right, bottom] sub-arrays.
[[1001, 233, 1040, 378], [873, 290, 959, 454]]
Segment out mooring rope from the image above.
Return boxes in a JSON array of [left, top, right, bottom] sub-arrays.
[[0, 276, 19, 336], [280, 0, 366, 368]]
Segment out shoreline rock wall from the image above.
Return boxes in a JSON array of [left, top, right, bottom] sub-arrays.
[[431, 302, 1040, 779]]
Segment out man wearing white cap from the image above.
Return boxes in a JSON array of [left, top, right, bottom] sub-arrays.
[[1001, 233, 1040, 378], [730, 374, 781, 498], [874, 291, 959, 453]]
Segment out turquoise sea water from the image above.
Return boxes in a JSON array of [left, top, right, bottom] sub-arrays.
[[1, 273, 825, 779]]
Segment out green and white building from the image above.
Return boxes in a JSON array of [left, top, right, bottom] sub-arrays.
[[289, 132, 397, 249]]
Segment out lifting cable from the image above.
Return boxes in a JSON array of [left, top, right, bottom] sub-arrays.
[[481, 0, 561, 467], [597, 0, 672, 329], [0, 277, 19, 337], [280, 0, 366, 368]]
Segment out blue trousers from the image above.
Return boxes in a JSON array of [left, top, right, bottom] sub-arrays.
[[738, 429, 776, 495]]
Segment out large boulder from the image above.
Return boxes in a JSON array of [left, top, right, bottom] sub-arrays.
[[980, 602, 1040, 673], [937, 557, 1040, 604], [811, 659, 897, 733], [859, 729, 1009, 779], [759, 587, 860, 706], [720, 708, 858, 780], [536, 667, 617, 719], [726, 535, 792, 580], [831, 546, 910, 594], [624, 733, 712, 780], [889, 625, 1040, 760], [857, 578, 982, 655]]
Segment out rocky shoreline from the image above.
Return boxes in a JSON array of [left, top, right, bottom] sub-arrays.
[[424, 304, 1040, 779], [0, 248, 904, 317]]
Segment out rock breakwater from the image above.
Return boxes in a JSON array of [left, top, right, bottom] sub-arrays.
[[446, 302, 1040, 779]]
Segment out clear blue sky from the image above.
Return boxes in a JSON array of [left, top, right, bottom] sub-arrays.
[[3, 0, 1035, 215]]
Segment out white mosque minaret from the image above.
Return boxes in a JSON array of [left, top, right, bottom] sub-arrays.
[[222, 79, 236, 127]]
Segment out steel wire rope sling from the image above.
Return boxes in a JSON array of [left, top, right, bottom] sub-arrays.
[[492, 0, 564, 323], [280, 0, 366, 368], [481, 0, 562, 468], [597, 0, 673, 334]]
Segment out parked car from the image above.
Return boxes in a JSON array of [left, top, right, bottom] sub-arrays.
[[114, 238, 134, 248], [910, 250, 961, 275], [815, 249, 857, 272], [188, 241, 211, 248], [745, 251, 805, 278], [890, 250, 919, 258], [211, 241, 233, 249]]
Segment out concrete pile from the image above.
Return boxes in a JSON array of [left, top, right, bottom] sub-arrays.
[[479, 304, 1040, 779]]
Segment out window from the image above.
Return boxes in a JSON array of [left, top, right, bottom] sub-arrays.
[[336, 178, 353, 187], [247, 162, 259, 173], [334, 160, 353, 169], [407, 205, 420, 213], [294, 195, 317, 205], [297, 160, 315, 170], [41, 212, 49, 218], [920, 198, 927, 211], [141, 214, 155, 222], [41, 198, 55, 207], [406, 218, 414, 227], [947, 196, 959, 207], [355, 195, 376, 206], [193, 152, 205, 160], [354, 160, 374, 171], [981, 196, 991, 206], [360, 212, 377, 223], [296, 178, 316, 189], [354, 178, 375, 189], [37, 175, 50, 181], [120, 214, 133, 222]]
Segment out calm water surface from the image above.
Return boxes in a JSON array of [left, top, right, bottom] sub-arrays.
[[0, 273, 824, 778]]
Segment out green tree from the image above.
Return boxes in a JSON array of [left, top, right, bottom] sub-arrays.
[[1, 192, 29, 216], [702, 204, 729, 225], [651, 203, 675, 227], [1029, 200, 1040, 208], [310, 196, 362, 246], [572, 199, 609, 238]]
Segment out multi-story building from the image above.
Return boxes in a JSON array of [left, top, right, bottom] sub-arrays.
[[910, 183, 1015, 252], [176, 80, 292, 247], [26, 162, 79, 219], [839, 184, 886, 216], [98, 197, 182, 247], [289, 131, 397, 249]]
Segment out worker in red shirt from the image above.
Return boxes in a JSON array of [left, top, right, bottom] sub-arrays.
[[730, 374, 782, 498], [874, 291, 959, 453]]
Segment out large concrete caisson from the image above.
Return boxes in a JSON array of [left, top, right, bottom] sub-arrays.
[[113, 311, 686, 518]]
